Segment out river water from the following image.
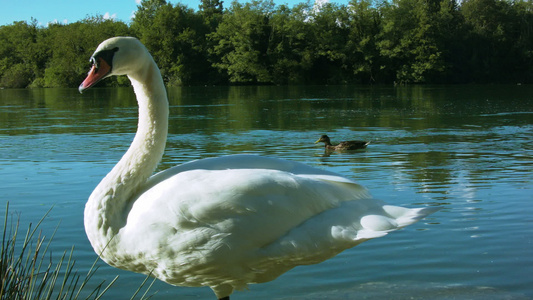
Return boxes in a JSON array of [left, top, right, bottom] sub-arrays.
[[1, 85, 532, 299]]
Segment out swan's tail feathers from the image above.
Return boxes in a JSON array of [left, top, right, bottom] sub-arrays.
[[385, 205, 442, 228], [353, 205, 440, 243]]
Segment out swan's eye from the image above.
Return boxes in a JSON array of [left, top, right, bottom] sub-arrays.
[[93, 47, 120, 71], [90, 57, 99, 70]]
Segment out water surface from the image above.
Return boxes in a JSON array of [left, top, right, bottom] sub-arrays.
[[1, 85, 532, 299]]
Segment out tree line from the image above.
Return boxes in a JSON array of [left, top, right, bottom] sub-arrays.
[[1, 0, 532, 88]]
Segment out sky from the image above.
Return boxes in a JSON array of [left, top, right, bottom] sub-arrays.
[[0, 0, 345, 27]]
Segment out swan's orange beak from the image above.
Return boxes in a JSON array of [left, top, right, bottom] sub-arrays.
[[79, 57, 111, 93]]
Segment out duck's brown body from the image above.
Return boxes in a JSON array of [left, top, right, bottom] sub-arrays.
[[315, 135, 370, 150]]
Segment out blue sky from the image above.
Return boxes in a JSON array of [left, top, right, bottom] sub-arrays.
[[0, 0, 347, 26]]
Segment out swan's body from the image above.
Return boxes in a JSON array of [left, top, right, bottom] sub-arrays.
[[315, 134, 370, 151], [80, 37, 439, 299]]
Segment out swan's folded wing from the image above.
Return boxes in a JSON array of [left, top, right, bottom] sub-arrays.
[[125, 167, 369, 257], [255, 199, 440, 272]]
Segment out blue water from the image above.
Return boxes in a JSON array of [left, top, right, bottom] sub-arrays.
[[1, 85, 532, 299]]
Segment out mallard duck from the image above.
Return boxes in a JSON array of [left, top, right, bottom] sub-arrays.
[[315, 135, 370, 150]]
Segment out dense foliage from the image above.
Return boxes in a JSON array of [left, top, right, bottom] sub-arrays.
[[1, 0, 532, 87]]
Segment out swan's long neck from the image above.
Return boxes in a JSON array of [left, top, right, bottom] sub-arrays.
[[84, 59, 168, 254]]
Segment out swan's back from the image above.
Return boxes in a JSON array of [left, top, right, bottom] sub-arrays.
[[147, 154, 348, 183]]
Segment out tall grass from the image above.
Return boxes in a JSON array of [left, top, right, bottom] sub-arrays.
[[0, 203, 155, 300]]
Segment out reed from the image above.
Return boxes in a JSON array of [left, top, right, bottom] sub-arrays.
[[0, 203, 155, 300]]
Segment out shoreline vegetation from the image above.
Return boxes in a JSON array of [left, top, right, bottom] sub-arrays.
[[1, 0, 532, 89], [0, 203, 156, 299]]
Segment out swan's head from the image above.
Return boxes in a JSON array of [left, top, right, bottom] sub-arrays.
[[79, 37, 150, 93], [315, 135, 331, 144]]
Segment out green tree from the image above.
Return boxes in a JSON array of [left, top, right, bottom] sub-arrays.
[[199, 0, 226, 84], [0, 19, 46, 88], [267, 3, 314, 84], [308, 2, 352, 84], [199, 0, 224, 31], [346, 0, 384, 83], [43, 16, 130, 87], [432, 0, 466, 83], [461, 0, 533, 82], [210, 0, 275, 83], [130, 0, 169, 31], [461, 0, 508, 81], [378, 0, 447, 83], [510, 0, 533, 82], [132, 0, 211, 85]]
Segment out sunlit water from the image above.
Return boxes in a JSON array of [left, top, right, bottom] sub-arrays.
[[1, 85, 532, 299]]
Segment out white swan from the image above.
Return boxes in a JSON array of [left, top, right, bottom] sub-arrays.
[[79, 37, 440, 300]]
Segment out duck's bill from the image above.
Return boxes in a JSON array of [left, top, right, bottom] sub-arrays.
[[78, 57, 111, 93]]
